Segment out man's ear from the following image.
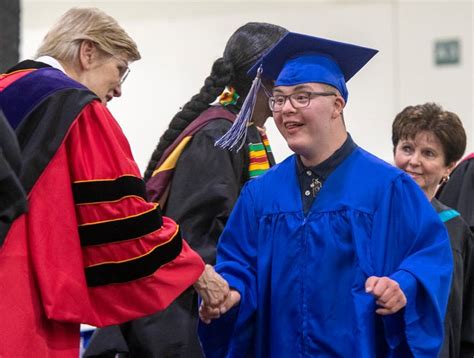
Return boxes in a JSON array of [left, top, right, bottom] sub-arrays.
[[78, 40, 97, 70], [332, 95, 345, 119]]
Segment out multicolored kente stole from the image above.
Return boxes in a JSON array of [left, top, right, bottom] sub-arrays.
[[248, 130, 274, 178], [217, 86, 274, 178], [146, 107, 275, 207]]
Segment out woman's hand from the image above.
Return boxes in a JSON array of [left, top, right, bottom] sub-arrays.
[[199, 289, 241, 324], [194, 264, 229, 308]]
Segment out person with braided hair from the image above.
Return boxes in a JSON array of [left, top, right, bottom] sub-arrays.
[[84, 22, 287, 357], [142, 56, 234, 184]]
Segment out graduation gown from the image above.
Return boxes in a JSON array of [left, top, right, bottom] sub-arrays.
[[433, 199, 474, 358], [199, 148, 453, 358], [0, 62, 204, 357]]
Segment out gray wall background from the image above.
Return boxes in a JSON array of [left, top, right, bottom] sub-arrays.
[[20, 0, 474, 171], [0, 0, 20, 72]]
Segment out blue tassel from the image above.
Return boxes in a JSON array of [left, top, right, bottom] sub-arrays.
[[215, 66, 263, 151]]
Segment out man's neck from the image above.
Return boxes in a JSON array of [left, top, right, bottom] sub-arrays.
[[300, 130, 348, 167]]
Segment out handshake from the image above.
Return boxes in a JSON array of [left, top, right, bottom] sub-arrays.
[[193, 264, 241, 324]]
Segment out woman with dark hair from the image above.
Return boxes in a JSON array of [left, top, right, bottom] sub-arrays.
[[392, 102, 474, 358], [85, 22, 287, 358]]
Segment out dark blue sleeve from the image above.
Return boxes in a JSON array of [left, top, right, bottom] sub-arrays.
[[198, 183, 258, 358]]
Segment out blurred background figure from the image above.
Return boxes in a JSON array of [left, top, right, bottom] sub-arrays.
[[85, 22, 287, 357], [392, 102, 474, 358], [437, 152, 474, 233]]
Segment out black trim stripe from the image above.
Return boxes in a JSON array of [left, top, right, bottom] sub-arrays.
[[6, 60, 51, 72], [79, 205, 163, 247], [73, 175, 147, 205], [85, 228, 183, 287]]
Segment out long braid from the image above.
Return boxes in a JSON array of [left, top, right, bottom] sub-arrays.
[[143, 58, 233, 181], [144, 22, 287, 181]]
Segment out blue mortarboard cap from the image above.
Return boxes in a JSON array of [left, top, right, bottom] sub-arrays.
[[248, 32, 378, 102]]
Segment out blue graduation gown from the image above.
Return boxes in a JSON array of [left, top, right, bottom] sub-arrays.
[[199, 148, 453, 358]]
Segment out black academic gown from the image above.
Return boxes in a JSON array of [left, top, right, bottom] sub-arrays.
[[85, 116, 273, 357], [437, 156, 474, 232], [432, 198, 474, 358], [123, 118, 249, 358]]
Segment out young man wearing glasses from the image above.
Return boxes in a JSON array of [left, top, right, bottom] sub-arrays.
[[0, 7, 228, 358], [199, 32, 453, 357]]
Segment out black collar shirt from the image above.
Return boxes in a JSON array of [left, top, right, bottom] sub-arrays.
[[296, 134, 357, 215]]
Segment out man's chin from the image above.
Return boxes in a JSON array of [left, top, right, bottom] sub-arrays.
[[286, 141, 305, 155]]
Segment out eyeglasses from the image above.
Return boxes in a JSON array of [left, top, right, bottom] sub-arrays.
[[119, 67, 130, 85], [111, 54, 130, 85], [268, 91, 337, 112]]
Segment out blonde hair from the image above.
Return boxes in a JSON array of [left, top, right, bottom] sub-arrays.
[[36, 7, 140, 63]]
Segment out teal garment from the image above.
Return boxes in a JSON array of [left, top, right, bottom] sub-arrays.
[[199, 147, 453, 358], [438, 208, 460, 223]]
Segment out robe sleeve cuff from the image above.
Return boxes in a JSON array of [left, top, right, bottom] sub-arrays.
[[391, 269, 417, 304], [199, 274, 255, 357], [381, 270, 418, 350]]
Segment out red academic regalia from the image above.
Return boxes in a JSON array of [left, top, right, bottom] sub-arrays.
[[0, 62, 204, 357]]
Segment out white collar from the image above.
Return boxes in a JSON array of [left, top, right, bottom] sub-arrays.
[[36, 56, 67, 74]]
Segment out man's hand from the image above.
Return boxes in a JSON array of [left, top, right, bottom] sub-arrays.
[[194, 264, 229, 308], [199, 289, 241, 324], [365, 276, 407, 315]]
